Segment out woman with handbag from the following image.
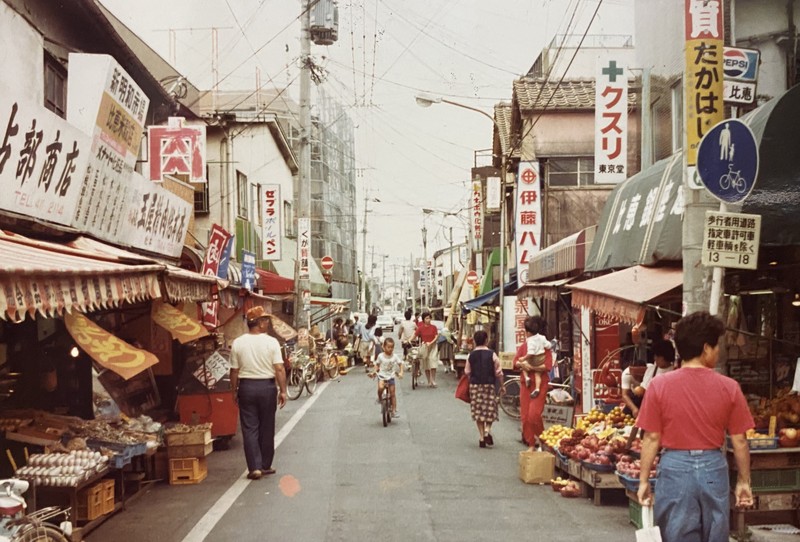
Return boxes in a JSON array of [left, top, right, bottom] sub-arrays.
[[464, 330, 502, 448]]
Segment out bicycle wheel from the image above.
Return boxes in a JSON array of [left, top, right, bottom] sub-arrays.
[[12, 524, 70, 542], [499, 378, 522, 420], [323, 353, 339, 379], [303, 363, 318, 395], [411, 360, 418, 390], [381, 394, 389, 427], [287, 367, 304, 400]]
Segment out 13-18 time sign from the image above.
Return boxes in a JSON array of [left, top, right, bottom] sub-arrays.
[[701, 210, 760, 270]]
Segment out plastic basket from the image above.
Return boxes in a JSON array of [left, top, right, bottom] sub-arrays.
[[616, 472, 657, 493], [629, 498, 643, 529], [581, 460, 615, 473], [726, 435, 779, 450], [169, 457, 208, 485], [743, 468, 800, 493]]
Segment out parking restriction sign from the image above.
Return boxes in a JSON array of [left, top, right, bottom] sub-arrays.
[[701, 211, 761, 270]]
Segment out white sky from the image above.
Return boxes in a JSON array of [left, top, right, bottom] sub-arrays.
[[100, 0, 634, 279]]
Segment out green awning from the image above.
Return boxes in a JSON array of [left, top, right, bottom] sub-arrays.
[[586, 153, 684, 272], [479, 248, 505, 295]]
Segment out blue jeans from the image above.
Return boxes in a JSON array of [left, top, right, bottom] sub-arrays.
[[237, 379, 277, 473], [655, 449, 730, 542]]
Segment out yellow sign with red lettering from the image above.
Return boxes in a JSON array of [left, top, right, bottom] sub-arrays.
[[65, 312, 158, 380], [151, 300, 209, 344]]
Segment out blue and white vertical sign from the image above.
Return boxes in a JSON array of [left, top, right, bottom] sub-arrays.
[[241, 250, 256, 291]]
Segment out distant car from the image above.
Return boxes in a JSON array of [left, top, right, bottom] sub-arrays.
[[376, 314, 394, 333], [386, 310, 404, 324]]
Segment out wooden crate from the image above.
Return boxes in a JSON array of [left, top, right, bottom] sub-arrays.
[[167, 441, 214, 459], [77, 481, 111, 521], [101, 479, 115, 515], [169, 457, 208, 485], [165, 429, 212, 447]]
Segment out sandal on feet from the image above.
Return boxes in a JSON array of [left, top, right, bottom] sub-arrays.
[[485, 434, 493, 446], [262, 468, 276, 475]]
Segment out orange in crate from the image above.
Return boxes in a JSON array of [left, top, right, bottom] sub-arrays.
[[169, 457, 208, 485]]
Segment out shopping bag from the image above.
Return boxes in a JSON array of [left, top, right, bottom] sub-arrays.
[[455, 375, 470, 403], [635, 505, 662, 542]]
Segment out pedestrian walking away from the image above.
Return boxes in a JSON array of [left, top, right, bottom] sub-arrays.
[[464, 330, 502, 448], [229, 306, 288, 480], [636, 311, 754, 542]]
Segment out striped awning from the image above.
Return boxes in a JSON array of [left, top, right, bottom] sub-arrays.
[[523, 277, 574, 302], [528, 226, 596, 283], [0, 232, 162, 321]]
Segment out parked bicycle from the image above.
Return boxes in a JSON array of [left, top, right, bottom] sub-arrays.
[[0, 479, 72, 542], [497, 357, 575, 420], [405, 340, 422, 390]]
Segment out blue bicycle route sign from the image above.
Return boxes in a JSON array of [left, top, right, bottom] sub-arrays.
[[697, 118, 759, 204]]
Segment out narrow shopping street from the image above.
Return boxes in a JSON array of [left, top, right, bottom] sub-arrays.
[[87, 366, 632, 542]]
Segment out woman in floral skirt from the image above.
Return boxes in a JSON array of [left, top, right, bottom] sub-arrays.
[[464, 330, 503, 447]]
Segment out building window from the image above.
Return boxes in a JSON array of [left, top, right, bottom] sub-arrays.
[[671, 81, 683, 153], [284, 200, 293, 237], [546, 157, 595, 187], [44, 52, 67, 118], [194, 183, 209, 214], [237, 171, 249, 218]]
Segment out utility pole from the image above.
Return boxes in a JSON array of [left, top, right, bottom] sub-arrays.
[[447, 226, 454, 301], [421, 226, 428, 310], [410, 253, 417, 314], [294, 1, 312, 329]]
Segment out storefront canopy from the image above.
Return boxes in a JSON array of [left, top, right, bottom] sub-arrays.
[[463, 271, 518, 313], [256, 268, 294, 295], [528, 226, 596, 282], [0, 231, 162, 321], [568, 266, 682, 324], [65, 311, 159, 380], [523, 277, 574, 302], [586, 154, 683, 272]]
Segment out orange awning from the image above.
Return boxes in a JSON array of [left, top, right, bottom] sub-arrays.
[[568, 266, 682, 324], [151, 300, 210, 344], [65, 312, 159, 380]]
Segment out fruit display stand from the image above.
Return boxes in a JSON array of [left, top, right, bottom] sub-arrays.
[[579, 463, 625, 505], [727, 445, 800, 536]]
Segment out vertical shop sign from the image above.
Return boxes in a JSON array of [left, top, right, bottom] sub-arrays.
[[261, 184, 282, 261], [595, 60, 628, 184], [200, 224, 232, 329], [121, 172, 192, 258], [67, 54, 149, 242], [684, 0, 724, 166], [0, 84, 91, 226], [241, 250, 256, 291], [298, 217, 310, 280], [485, 176, 501, 211], [580, 307, 592, 413], [147, 117, 206, 183], [516, 162, 542, 288], [471, 180, 483, 253]]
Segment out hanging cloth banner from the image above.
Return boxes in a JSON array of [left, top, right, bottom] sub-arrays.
[[64, 311, 159, 380], [151, 300, 210, 344]]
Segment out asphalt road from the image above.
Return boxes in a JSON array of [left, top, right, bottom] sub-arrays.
[[87, 339, 635, 542]]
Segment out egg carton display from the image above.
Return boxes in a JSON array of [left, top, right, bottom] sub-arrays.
[[14, 450, 109, 487]]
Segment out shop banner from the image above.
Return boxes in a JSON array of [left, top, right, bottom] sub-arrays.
[[470, 180, 483, 253], [298, 218, 310, 280], [595, 59, 628, 184], [269, 314, 298, 341], [201, 224, 232, 329], [516, 162, 542, 288], [193, 350, 230, 389], [485, 176, 501, 211], [120, 172, 192, 258], [65, 311, 158, 380], [241, 250, 256, 291], [147, 117, 206, 183], [67, 54, 149, 242], [261, 184, 282, 261], [151, 300, 209, 344], [0, 85, 91, 226], [684, 0, 724, 166]]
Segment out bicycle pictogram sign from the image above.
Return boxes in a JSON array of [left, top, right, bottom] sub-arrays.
[[697, 119, 759, 204]]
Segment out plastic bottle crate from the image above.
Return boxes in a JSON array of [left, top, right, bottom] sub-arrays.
[[738, 468, 800, 493], [77, 480, 113, 521], [629, 498, 643, 529], [169, 457, 208, 485]]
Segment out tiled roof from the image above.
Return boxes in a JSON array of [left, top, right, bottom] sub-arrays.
[[513, 78, 637, 111], [493, 102, 513, 157]]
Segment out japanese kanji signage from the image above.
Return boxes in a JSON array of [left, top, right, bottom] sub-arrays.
[[0, 85, 91, 226], [684, 0, 724, 166], [298, 218, 310, 280], [701, 210, 760, 270], [595, 60, 628, 184], [241, 250, 256, 291], [201, 224, 232, 329], [121, 172, 192, 258], [261, 184, 282, 261], [515, 161, 541, 288], [148, 117, 206, 183], [485, 176, 501, 211], [722, 47, 760, 105], [67, 54, 149, 241], [470, 180, 483, 253]]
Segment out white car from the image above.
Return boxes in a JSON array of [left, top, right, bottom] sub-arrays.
[[376, 314, 395, 333]]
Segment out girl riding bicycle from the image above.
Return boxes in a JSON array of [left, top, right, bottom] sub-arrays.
[[369, 338, 404, 418]]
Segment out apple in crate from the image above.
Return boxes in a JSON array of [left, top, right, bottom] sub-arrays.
[[777, 428, 798, 448]]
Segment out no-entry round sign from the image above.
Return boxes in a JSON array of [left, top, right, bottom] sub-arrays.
[[466, 270, 478, 285], [321, 255, 334, 271]]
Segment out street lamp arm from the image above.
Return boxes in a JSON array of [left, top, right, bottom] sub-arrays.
[[439, 98, 498, 129]]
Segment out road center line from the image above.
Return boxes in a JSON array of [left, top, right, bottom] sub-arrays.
[[180, 381, 330, 542]]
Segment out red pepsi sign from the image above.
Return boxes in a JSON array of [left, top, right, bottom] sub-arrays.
[[723, 47, 760, 82]]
